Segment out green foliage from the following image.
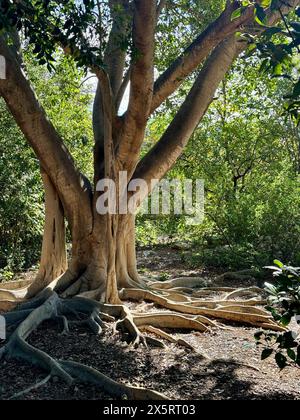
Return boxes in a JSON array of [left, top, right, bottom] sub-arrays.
[[0, 0, 103, 70], [255, 262, 300, 369], [0, 99, 43, 274], [138, 57, 300, 270], [251, 4, 300, 123], [156, 0, 225, 72]]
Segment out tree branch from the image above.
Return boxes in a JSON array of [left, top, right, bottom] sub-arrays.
[[104, 0, 132, 97], [116, 65, 131, 112], [135, 36, 242, 187], [135, 0, 300, 186], [93, 0, 131, 175], [0, 38, 93, 233], [150, 1, 255, 113], [117, 0, 156, 174], [115, 0, 166, 113]]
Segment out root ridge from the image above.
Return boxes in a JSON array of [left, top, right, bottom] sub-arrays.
[[1, 292, 169, 400]]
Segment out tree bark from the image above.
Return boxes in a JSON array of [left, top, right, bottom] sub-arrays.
[[49, 213, 141, 299], [27, 169, 67, 298]]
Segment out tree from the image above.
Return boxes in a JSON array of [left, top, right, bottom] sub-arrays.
[[167, 58, 300, 269], [0, 0, 299, 399]]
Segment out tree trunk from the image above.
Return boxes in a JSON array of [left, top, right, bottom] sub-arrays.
[[116, 214, 141, 288], [27, 169, 67, 298], [45, 207, 142, 302]]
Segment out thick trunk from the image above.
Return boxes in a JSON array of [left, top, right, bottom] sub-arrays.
[[50, 213, 142, 301], [116, 215, 140, 288], [27, 170, 67, 298]]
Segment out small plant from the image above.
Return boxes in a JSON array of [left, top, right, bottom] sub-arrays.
[[158, 272, 169, 282], [0, 268, 14, 282], [255, 260, 300, 369]]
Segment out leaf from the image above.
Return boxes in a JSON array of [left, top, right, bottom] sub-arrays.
[[259, 58, 270, 73], [275, 352, 287, 369], [291, 22, 300, 32], [263, 27, 283, 38], [264, 266, 282, 271], [271, 0, 280, 10], [264, 282, 278, 296], [280, 313, 292, 327], [231, 8, 242, 20], [261, 348, 273, 360], [274, 259, 284, 268], [247, 43, 257, 53], [293, 80, 300, 98], [254, 331, 264, 340], [255, 4, 267, 25], [261, 0, 272, 7], [287, 348, 296, 361]]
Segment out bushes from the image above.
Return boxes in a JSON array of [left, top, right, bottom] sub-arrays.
[[0, 100, 43, 276], [136, 58, 300, 271], [256, 262, 300, 369]]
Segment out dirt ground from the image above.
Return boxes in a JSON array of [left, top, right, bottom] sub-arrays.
[[0, 247, 299, 401]]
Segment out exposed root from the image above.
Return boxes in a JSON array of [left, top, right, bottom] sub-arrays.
[[0, 270, 287, 401], [115, 304, 147, 348], [188, 299, 266, 308], [139, 325, 197, 352], [216, 359, 262, 373], [224, 287, 264, 300], [120, 288, 279, 330], [133, 313, 209, 333], [0, 300, 20, 312], [0, 279, 33, 290], [149, 277, 206, 290], [8, 374, 52, 400], [0, 292, 169, 400], [59, 360, 167, 400]]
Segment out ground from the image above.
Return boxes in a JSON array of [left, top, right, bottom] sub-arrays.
[[0, 246, 299, 400]]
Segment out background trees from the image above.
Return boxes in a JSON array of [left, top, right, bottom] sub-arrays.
[[137, 54, 300, 270]]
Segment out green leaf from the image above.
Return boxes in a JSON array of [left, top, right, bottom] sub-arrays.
[[255, 4, 267, 25], [231, 8, 242, 20], [275, 352, 287, 369], [254, 331, 264, 340], [261, 348, 273, 360], [280, 313, 292, 327], [274, 259, 284, 268], [287, 348, 296, 361], [261, 0, 271, 7], [293, 80, 300, 98], [247, 43, 257, 53]]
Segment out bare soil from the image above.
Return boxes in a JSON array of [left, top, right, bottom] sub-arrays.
[[0, 247, 299, 400]]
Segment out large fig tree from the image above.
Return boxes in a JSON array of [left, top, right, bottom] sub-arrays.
[[0, 0, 298, 399]]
